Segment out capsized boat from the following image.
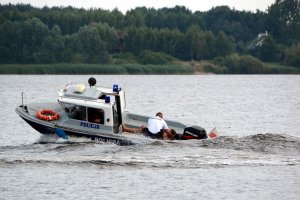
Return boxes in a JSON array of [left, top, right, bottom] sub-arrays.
[[15, 77, 217, 145]]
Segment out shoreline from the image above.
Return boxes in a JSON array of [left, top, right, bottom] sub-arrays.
[[0, 63, 299, 75]]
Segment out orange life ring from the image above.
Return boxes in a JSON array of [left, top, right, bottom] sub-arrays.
[[37, 109, 60, 121]]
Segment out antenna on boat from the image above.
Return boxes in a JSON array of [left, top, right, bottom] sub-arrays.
[[88, 77, 96, 87], [21, 92, 24, 106], [21, 92, 28, 112]]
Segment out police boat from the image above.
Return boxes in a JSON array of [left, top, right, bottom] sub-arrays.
[[15, 77, 216, 145]]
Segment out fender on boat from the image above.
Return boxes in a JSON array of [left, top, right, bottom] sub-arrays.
[[55, 128, 68, 139]]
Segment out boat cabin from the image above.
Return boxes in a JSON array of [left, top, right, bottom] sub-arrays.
[[57, 82, 126, 134]]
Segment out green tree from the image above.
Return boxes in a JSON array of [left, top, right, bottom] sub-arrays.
[[184, 25, 203, 60], [0, 20, 16, 63], [267, 0, 300, 45], [258, 36, 279, 62], [2, 3, 298, 65], [238, 55, 266, 74], [215, 54, 267, 74], [124, 26, 148, 55], [89, 22, 117, 53], [109, 8, 125, 29], [125, 9, 146, 27], [285, 44, 300, 67], [41, 25, 64, 63], [75, 25, 109, 63], [157, 28, 183, 57], [214, 31, 235, 57], [138, 50, 176, 64], [21, 18, 50, 63]]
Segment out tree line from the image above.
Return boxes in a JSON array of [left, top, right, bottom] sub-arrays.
[[0, 0, 299, 69]]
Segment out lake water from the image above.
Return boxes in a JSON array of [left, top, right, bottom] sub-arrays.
[[0, 75, 300, 200]]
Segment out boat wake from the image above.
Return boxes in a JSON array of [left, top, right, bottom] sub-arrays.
[[193, 133, 300, 155], [0, 133, 299, 168], [36, 134, 92, 144]]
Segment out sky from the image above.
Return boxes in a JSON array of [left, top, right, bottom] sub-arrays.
[[1, 0, 275, 13]]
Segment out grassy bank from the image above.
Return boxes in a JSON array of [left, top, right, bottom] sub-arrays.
[[1, 62, 299, 75], [264, 63, 300, 74], [0, 64, 195, 75], [196, 58, 300, 74]]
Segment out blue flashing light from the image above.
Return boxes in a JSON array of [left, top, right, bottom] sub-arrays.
[[113, 84, 118, 92], [105, 96, 110, 103]]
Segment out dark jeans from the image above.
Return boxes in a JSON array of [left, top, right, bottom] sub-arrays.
[[142, 128, 163, 139]]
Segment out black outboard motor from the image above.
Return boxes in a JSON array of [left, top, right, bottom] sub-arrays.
[[181, 125, 207, 140]]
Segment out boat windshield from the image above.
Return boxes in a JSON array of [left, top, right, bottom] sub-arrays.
[[61, 102, 105, 124], [61, 102, 86, 121]]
